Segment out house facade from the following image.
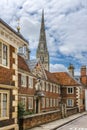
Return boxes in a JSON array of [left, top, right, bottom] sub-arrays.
[[18, 56, 61, 114], [0, 19, 28, 130], [53, 72, 85, 112]]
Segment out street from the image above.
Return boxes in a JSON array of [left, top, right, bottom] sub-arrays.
[[56, 115, 87, 130]]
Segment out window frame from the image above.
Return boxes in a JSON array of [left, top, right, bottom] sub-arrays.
[[67, 87, 74, 94], [28, 76, 33, 88], [50, 98, 52, 107], [42, 97, 45, 108], [46, 98, 49, 108], [50, 83, 52, 92], [21, 74, 27, 87], [28, 97, 33, 110], [46, 82, 49, 91], [0, 90, 9, 120], [42, 81, 45, 91], [0, 42, 9, 68], [20, 96, 26, 110], [67, 99, 74, 107]]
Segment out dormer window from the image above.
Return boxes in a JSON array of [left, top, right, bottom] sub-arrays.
[[0, 42, 9, 67]]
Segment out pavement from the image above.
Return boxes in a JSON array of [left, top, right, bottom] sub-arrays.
[[30, 112, 87, 130]]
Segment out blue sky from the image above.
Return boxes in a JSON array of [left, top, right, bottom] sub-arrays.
[[0, 0, 87, 75]]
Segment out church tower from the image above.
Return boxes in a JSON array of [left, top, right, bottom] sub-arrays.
[[36, 10, 49, 71]]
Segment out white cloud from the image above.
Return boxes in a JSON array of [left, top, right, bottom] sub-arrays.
[[0, 0, 87, 69], [50, 64, 67, 72]]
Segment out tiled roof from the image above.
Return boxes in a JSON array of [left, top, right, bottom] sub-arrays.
[[53, 72, 80, 86], [18, 55, 30, 72], [45, 70, 59, 84]]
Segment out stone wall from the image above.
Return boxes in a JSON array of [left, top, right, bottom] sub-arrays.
[[19, 107, 79, 130], [67, 107, 78, 116], [19, 110, 61, 130]]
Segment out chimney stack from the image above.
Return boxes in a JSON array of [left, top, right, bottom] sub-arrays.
[[80, 66, 87, 86], [68, 64, 74, 77], [81, 66, 86, 76]]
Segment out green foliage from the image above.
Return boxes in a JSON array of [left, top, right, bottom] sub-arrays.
[[18, 102, 25, 119], [24, 110, 35, 115]]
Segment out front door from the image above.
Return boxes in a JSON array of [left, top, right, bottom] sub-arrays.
[[36, 98, 39, 113]]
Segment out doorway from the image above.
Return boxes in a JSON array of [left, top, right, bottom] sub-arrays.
[[36, 98, 39, 113]]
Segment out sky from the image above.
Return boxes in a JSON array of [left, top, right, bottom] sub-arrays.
[[0, 0, 87, 75]]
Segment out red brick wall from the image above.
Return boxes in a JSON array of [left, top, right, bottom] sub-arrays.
[[61, 87, 77, 107], [18, 74, 35, 95], [0, 45, 15, 86]]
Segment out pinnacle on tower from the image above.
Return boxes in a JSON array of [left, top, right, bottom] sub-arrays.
[[36, 10, 49, 71]]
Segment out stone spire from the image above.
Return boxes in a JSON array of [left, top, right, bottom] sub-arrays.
[[36, 10, 49, 71], [37, 9, 48, 51]]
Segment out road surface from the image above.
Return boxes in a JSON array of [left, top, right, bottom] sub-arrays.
[[56, 115, 87, 130]]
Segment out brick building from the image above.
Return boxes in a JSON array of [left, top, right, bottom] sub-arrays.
[[53, 72, 85, 112], [18, 55, 61, 113], [0, 19, 28, 130]]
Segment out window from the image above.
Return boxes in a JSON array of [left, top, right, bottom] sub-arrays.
[[29, 76, 33, 88], [0, 91, 9, 120], [58, 86, 61, 94], [42, 81, 45, 91], [67, 87, 74, 94], [0, 42, 9, 67], [20, 97, 26, 110], [21, 74, 26, 87], [50, 84, 52, 92], [53, 99, 55, 107], [46, 98, 49, 107], [56, 85, 58, 93], [50, 98, 52, 107], [46, 82, 49, 91], [42, 98, 45, 108], [28, 97, 33, 109], [56, 99, 58, 106], [67, 99, 74, 107], [53, 85, 55, 93]]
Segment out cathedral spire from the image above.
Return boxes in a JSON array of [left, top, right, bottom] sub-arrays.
[[36, 10, 49, 71], [38, 9, 48, 52]]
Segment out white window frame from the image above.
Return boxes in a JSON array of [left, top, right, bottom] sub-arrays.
[[58, 85, 61, 94], [53, 99, 55, 107], [50, 83, 52, 92], [20, 97, 26, 110], [67, 99, 74, 107], [21, 74, 27, 87], [42, 97, 45, 108], [50, 98, 52, 107], [0, 42, 9, 68], [42, 81, 45, 91], [28, 97, 33, 109], [53, 84, 55, 93], [46, 82, 49, 91], [28, 76, 33, 88], [46, 98, 49, 108], [56, 85, 58, 93], [0, 90, 9, 120], [67, 87, 74, 94]]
